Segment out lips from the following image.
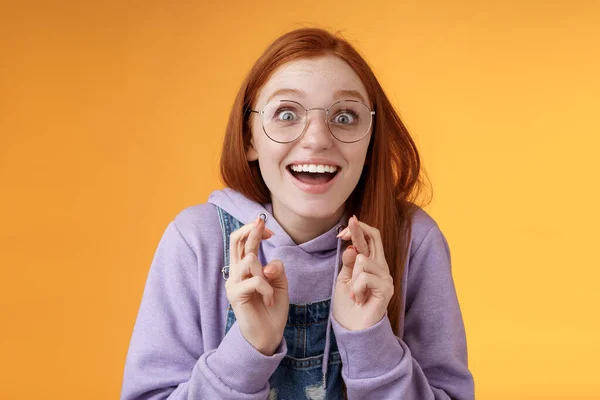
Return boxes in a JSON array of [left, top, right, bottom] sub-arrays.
[[286, 165, 340, 194], [287, 166, 337, 184]]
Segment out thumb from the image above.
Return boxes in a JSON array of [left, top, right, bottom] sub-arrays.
[[264, 259, 288, 289], [338, 246, 357, 282]]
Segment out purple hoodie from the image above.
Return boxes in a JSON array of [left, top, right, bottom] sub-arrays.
[[121, 188, 474, 399]]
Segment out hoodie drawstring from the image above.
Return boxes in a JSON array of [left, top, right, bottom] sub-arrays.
[[322, 226, 344, 389]]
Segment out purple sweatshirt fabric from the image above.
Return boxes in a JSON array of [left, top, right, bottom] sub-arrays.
[[121, 188, 474, 399]]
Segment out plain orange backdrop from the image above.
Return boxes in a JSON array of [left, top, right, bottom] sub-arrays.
[[1, 1, 599, 399]]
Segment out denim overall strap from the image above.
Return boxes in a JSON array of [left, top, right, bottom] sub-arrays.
[[216, 206, 244, 274], [216, 206, 243, 333], [216, 206, 343, 399]]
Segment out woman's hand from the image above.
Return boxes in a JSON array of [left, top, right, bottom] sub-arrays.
[[225, 217, 289, 356], [333, 216, 394, 331]]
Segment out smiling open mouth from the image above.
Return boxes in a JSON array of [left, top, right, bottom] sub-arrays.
[[287, 164, 339, 185]]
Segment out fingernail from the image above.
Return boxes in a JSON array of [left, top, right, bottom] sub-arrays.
[[347, 245, 355, 252], [265, 228, 275, 235], [350, 291, 355, 300], [336, 227, 348, 238]]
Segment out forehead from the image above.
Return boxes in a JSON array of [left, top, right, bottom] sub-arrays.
[[256, 55, 369, 106]]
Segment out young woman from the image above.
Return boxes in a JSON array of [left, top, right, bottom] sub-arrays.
[[122, 28, 474, 399]]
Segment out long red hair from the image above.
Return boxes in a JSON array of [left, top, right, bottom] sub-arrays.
[[220, 28, 431, 334]]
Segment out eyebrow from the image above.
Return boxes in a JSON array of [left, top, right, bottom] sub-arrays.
[[333, 90, 367, 104], [267, 88, 305, 103], [266, 88, 368, 104]]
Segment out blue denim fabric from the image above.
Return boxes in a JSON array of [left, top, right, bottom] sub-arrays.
[[217, 207, 343, 399]]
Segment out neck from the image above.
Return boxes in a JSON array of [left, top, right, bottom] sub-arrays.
[[272, 202, 345, 244]]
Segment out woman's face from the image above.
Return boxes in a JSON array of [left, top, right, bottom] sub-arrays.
[[247, 55, 372, 227]]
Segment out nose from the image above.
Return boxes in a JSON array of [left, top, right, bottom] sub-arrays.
[[298, 109, 333, 150]]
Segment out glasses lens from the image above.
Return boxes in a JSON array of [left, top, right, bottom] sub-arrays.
[[328, 101, 372, 142], [262, 101, 306, 143]]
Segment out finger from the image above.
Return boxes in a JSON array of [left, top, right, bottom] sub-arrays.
[[337, 225, 352, 240], [342, 245, 358, 269], [353, 251, 388, 280], [349, 216, 369, 256], [351, 253, 366, 292], [242, 219, 274, 259], [354, 221, 385, 262], [230, 275, 275, 307], [338, 219, 385, 262], [229, 252, 263, 283], [229, 219, 273, 266], [244, 217, 265, 257], [351, 271, 393, 305], [263, 259, 288, 290], [338, 245, 357, 283]]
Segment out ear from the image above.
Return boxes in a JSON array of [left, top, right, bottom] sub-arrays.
[[246, 138, 259, 161]]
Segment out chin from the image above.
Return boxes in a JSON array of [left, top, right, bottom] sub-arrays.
[[286, 197, 345, 221]]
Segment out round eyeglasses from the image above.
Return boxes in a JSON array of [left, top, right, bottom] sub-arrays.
[[249, 99, 375, 144]]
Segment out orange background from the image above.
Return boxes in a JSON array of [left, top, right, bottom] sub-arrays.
[[1, 1, 599, 398]]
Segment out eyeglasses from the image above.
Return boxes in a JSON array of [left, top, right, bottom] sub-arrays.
[[249, 99, 375, 144]]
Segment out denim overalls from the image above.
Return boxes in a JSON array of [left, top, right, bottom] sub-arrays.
[[217, 207, 344, 399]]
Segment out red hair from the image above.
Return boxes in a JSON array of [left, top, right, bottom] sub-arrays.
[[220, 28, 431, 334]]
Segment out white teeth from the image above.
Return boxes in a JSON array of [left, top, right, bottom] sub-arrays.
[[289, 164, 338, 173]]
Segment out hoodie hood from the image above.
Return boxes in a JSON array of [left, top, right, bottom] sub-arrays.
[[208, 187, 347, 254]]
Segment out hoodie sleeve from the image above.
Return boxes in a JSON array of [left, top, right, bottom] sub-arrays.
[[121, 221, 286, 400], [331, 223, 475, 400]]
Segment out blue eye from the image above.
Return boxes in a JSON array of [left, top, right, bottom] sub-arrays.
[[333, 112, 356, 124], [277, 110, 298, 121]]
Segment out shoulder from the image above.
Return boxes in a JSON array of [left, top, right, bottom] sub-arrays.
[[407, 206, 443, 257], [409, 204, 450, 266], [170, 203, 223, 257], [404, 206, 455, 302]]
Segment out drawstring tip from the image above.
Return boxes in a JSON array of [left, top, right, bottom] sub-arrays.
[[323, 372, 327, 389]]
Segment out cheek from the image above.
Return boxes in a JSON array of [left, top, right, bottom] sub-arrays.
[[355, 138, 372, 166], [346, 144, 370, 168], [249, 121, 261, 148], [255, 143, 289, 171]]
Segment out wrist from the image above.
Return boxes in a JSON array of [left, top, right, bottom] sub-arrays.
[[259, 332, 285, 355], [243, 330, 284, 356], [258, 340, 280, 356]]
